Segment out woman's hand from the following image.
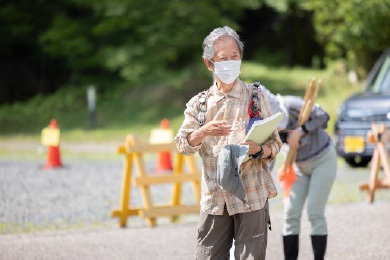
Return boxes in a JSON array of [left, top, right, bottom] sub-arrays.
[[187, 120, 231, 147], [241, 140, 261, 155], [287, 129, 303, 149], [200, 120, 232, 136], [241, 140, 272, 158]]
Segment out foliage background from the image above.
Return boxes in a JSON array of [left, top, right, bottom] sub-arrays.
[[0, 0, 388, 136]]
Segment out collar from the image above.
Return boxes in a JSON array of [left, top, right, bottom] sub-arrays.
[[212, 79, 243, 103]]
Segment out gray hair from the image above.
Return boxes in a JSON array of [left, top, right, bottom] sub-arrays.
[[202, 26, 244, 61]]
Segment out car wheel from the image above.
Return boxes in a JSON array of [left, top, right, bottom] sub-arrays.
[[344, 156, 371, 168]]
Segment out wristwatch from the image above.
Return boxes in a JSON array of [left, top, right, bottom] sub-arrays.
[[250, 145, 264, 159]]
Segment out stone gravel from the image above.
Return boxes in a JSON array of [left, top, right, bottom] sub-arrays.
[[0, 159, 197, 233]]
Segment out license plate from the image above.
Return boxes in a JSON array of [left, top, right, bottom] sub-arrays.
[[344, 136, 365, 153]]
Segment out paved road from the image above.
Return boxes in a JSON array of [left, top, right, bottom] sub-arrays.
[[2, 202, 390, 260]]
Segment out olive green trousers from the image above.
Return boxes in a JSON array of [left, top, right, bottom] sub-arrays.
[[196, 202, 269, 260]]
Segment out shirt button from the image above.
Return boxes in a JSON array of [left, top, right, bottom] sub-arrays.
[[244, 202, 251, 210]]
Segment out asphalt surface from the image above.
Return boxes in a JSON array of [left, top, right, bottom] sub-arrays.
[[1, 146, 390, 259], [2, 202, 390, 260]]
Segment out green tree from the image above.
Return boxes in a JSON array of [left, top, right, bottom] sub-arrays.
[[266, 0, 390, 72], [0, 0, 263, 104], [0, 1, 71, 103], [306, 0, 390, 71], [39, 0, 263, 87]]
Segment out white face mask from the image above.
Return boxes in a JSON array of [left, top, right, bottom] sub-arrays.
[[213, 60, 241, 84]]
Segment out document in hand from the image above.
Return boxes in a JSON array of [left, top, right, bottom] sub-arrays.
[[243, 112, 285, 162]]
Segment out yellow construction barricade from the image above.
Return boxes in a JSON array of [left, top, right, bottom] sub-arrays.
[[111, 134, 201, 227]]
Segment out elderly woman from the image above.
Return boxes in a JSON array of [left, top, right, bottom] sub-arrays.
[[175, 26, 282, 260]]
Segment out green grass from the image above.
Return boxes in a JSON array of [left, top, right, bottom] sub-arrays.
[[0, 219, 120, 235], [0, 61, 362, 142]]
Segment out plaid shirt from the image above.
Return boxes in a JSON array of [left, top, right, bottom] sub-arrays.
[[175, 79, 282, 215]]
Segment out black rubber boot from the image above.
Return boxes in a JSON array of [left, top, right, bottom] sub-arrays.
[[311, 235, 327, 260], [283, 234, 299, 260]]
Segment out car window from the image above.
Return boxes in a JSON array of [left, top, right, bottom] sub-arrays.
[[367, 55, 390, 93], [366, 67, 380, 92], [380, 65, 390, 92]]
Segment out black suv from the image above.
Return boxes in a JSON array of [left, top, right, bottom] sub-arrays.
[[334, 48, 390, 167]]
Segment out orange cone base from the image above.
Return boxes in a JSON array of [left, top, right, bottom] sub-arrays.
[[157, 151, 173, 171], [43, 164, 63, 170], [43, 146, 63, 169]]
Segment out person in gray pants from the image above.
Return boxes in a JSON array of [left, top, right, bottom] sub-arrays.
[[283, 96, 337, 260], [260, 88, 337, 260]]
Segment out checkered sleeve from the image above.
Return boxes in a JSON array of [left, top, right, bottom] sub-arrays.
[[174, 96, 202, 155], [259, 91, 282, 163]]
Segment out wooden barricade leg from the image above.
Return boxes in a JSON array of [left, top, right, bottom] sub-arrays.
[[378, 142, 390, 183], [119, 153, 133, 227], [130, 135, 156, 227], [111, 144, 141, 227], [186, 156, 201, 204], [171, 153, 184, 222], [367, 148, 381, 203]]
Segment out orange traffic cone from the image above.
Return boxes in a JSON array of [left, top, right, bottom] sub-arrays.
[[44, 119, 63, 169], [157, 118, 173, 171]]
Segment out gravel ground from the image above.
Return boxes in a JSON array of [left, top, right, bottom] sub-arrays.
[[1, 154, 390, 259], [0, 158, 199, 233]]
